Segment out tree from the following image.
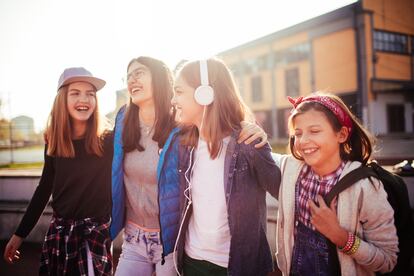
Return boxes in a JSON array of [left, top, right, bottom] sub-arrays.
[[0, 118, 11, 145]]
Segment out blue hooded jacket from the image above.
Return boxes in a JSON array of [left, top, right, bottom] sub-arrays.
[[110, 105, 181, 256]]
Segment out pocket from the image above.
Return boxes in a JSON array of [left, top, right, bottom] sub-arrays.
[[124, 232, 135, 243], [236, 158, 249, 173], [146, 231, 161, 246]]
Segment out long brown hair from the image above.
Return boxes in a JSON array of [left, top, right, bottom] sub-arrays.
[[122, 56, 176, 152], [46, 85, 104, 157], [288, 92, 374, 164], [178, 58, 252, 159]]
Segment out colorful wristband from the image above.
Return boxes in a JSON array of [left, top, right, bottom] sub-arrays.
[[339, 232, 355, 253], [346, 236, 360, 255]]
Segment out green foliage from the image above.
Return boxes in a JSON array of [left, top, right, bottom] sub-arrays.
[[0, 162, 44, 169]]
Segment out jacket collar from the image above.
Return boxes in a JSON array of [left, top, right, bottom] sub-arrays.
[[157, 127, 181, 180]]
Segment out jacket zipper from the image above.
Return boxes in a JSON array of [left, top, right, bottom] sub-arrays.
[[157, 139, 172, 265], [157, 133, 180, 265]]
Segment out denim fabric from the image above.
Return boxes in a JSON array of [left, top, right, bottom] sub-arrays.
[[159, 130, 281, 276], [115, 224, 175, 276], [290, 221, 340, 276]]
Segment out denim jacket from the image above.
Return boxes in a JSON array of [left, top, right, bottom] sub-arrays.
[[158, 129, 281, 276], [110, 105, 182, 258]]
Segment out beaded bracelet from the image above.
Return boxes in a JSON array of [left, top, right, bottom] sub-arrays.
[[346, 236, 361, 255], [339, 232, 355, 253]]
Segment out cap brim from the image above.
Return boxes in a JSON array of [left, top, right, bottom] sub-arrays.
[[59, 76, 106, 91]]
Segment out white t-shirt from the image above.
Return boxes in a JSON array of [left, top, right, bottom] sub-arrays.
[[185, 137, 231, 268]]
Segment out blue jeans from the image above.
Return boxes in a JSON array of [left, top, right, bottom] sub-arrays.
[[115, 223, 176, 276], [290, 221, 340, 276]]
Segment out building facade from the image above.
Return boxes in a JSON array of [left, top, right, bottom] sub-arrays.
[[10, 115, 35, 142], [218, 0, 414, 139]]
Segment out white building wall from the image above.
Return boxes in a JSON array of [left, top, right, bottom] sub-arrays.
[[369, 94, 405, 135]]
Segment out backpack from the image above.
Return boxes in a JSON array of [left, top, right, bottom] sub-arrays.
[[324, 162, 414, 275]]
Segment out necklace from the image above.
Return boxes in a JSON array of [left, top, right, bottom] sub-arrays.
[[140, 122, 152, 135]]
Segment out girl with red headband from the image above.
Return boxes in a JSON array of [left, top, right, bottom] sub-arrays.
[[274, 92, 398, 275]]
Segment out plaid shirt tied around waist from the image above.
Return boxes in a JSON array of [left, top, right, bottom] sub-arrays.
[[296, 162, 345, 230], [39, 214, 112, 276]]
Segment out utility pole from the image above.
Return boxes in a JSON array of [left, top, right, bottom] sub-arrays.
[[8, 91, 14, 164]]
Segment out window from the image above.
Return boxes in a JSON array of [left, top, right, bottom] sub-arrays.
[[340, 93, 359, 119], [387, 104, 405, 133], [412, 36, 414, 54], [277, 108, 291, 138], [274, 43, 310, 65], [251, 76, 263, 102], [285, 68, 299, 97], [254, 110, 273, 138], [373, 30, 408, 54], [244, 55, 268, 74]]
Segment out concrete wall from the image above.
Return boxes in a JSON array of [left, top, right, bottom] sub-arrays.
[[0, 207, 52, 243], [0, 175, 279, 252], [0, 176, 51, 242], [2, 174, 413, 256], [0, 177, 39, 201]]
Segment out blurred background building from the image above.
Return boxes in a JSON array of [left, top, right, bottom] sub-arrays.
[[112, 0, 414, 143], [217, 0, 414, 140], [0, 115, 42, 149]]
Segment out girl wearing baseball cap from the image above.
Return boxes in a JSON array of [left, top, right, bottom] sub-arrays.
[[3, 67, 113, 275]]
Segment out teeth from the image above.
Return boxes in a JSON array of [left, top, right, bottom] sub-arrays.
[[76, 106, 89, 111], [303, 148, 317, 154]]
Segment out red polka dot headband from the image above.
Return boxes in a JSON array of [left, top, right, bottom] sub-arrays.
[[288, 95, 353, 135]]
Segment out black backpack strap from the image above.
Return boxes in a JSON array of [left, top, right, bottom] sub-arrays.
[[324, 166, 378, 206]]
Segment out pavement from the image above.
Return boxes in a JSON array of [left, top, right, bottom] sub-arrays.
[[0, 241, 42, 275]]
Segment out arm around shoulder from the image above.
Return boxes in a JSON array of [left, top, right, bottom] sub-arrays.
[[248, 140, 281, 199]]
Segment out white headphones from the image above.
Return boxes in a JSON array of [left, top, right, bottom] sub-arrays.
[[194, 60, 214, 106], [173, 60, 213, 275]]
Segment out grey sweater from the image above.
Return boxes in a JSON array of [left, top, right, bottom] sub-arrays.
[[123, 128, 160, 230]]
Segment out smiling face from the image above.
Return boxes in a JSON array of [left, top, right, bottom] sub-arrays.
[[292, 108, 348, 176], [127, 61, 154, 107], [171, 74, 204, 127], [66, 81, 96, 124]]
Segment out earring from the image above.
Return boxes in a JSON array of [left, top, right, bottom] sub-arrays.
[[343, 142, 352, 154]]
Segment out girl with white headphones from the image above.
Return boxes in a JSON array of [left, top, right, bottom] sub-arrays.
[[163, 58, 281, 276], [110, 56, 269, 276]]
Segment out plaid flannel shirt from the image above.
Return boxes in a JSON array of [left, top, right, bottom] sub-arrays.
[[39, 214, 112, 276], [296, 162, 345, 230]]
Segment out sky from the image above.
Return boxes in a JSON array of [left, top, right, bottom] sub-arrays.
[[0, 0, 356, 131]]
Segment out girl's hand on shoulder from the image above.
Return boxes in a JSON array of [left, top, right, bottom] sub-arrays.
[[3, 234, 23, 264], [309, 195, 348, 247], [238, 121, 268, 148]]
